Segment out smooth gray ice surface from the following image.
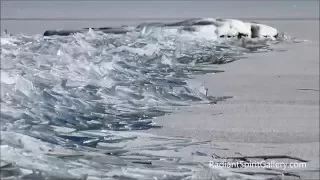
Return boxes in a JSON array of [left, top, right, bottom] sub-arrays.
[[1, 0, 319, 34]]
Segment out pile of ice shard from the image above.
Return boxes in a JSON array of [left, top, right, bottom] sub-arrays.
[[0, 24, 284, 179]]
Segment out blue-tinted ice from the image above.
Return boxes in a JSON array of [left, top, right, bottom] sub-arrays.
[[1, 25, 286, 179]]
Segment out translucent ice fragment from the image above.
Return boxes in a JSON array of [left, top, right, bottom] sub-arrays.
[[14, 75, 34, 96]]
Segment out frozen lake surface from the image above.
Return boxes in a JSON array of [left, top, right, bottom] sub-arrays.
[[1, 0, 319, 179]]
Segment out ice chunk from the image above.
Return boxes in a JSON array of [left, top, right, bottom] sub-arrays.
[[14, 75, 34, 96], [1, 72, 16, 85]]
